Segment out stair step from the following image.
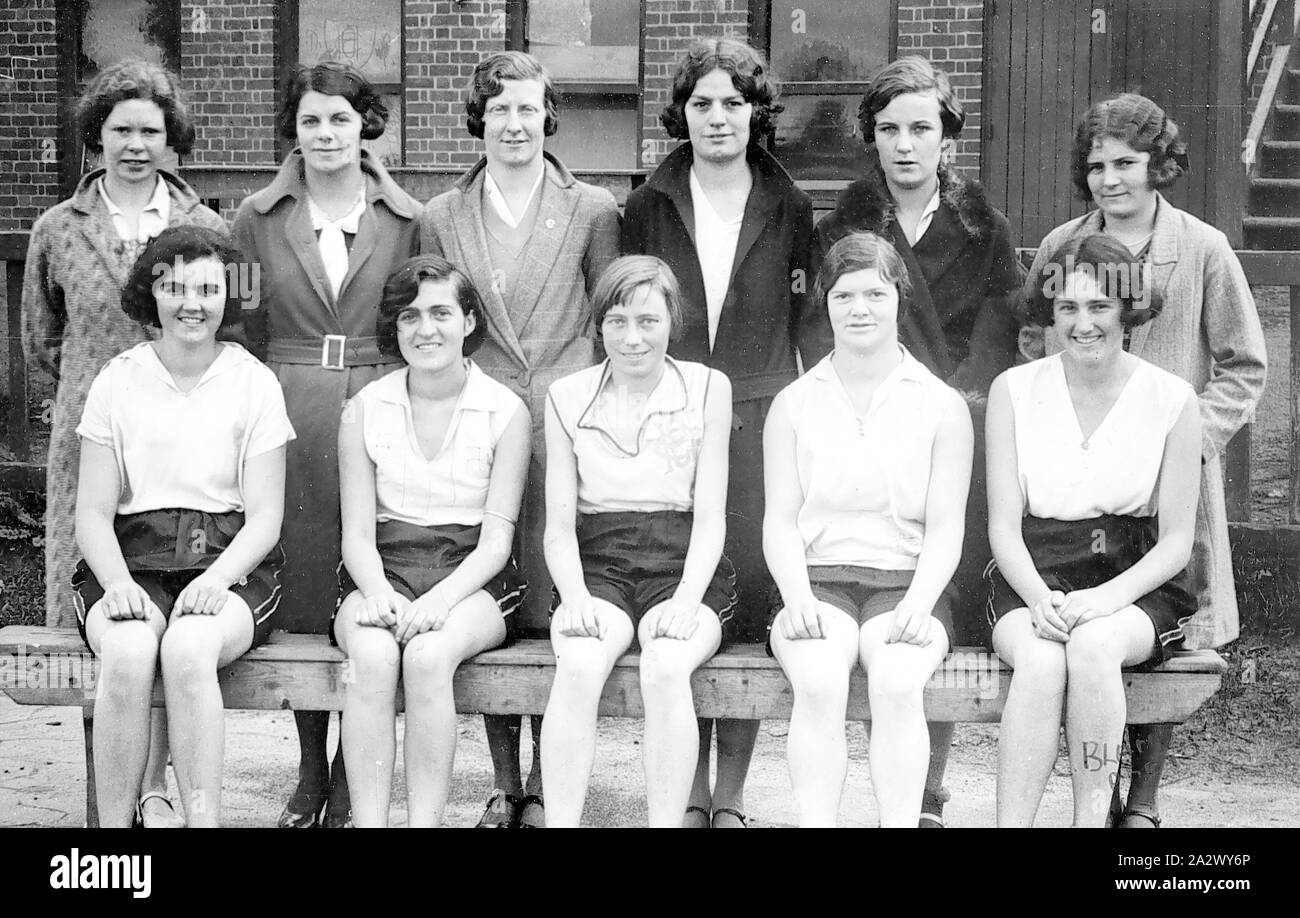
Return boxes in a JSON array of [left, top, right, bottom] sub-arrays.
[[1263, 140, 1300, 149], [1244, 216, 1300, 228], [1251, 177, 1300, 190]]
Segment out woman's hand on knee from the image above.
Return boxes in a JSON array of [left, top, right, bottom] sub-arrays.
[[886, 601, 934, 647], [357, 589, 405, 630], [395, 589, 451, 645], [1030, 591, 1070, 643], [100, 578, 162, 622], [174, 571, 232, 617], [555, 593, 603, 638], [778, 596, 825, 641], [1059, 587, 1119, 633], [649, 595, 700, 641]]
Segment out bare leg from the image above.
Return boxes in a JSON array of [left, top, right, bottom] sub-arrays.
[[539, 601, 634, 827], [138, 712, 184, 826], [992, 609, 1067, 828], [401, 592, 506, 827], [1064, 607, 1157, 828], [160, 597, 254, 828], [335, 594, 400, 828], [769, 604, 859, 827], [85, 606, 167, 828], [859, 616, 950, 827], [638, 605, 722, 828]]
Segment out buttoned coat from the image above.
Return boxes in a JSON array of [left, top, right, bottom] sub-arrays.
[[21, 169, 225, 627], [1029, 195, 1268, 648], [418, 152, 620, 629], [232, 150, 420, 632]]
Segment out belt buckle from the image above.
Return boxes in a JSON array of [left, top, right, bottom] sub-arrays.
[[321, 334, 346, 370]]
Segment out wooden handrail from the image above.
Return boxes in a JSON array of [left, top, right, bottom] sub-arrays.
[[1243, 42, 1293, 175], [1248, 0, 1282, 78]]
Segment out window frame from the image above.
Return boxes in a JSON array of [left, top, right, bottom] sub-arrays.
[[508, 0, 645, 173]]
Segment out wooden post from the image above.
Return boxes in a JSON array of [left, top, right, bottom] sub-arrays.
[[82, 706, 99, 828], [1291, 284, 1300, 523], [1225, 426, 1253, 522], [4, 253, 29, 462]]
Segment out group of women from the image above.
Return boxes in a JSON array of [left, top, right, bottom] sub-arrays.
[[22, 45, 1263, 827]]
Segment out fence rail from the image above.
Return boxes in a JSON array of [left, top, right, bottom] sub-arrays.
[[4, 236, 1300, 526]]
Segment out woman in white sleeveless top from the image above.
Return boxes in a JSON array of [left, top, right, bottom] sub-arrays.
[[334, 256, 530, 827], [764, 232, 974, 827], [986, 233, 1201, 827], [540, 256, 736, 827]]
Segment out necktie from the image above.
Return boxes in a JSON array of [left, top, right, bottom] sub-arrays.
[[308, 192, 366, 302]]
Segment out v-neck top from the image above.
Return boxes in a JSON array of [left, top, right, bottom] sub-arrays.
[[548, 356, 718, 514], [782, 348, 964, 569], [354, 360, 525, 526], [1006, 354, 1194, 520], [77, 342, 296, 515]]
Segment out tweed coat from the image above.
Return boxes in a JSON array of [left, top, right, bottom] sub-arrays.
[[21, 169, 226, 627], [1029, 194, 1268, 648], [418, 152, 620, 629], [232, 150, 420, 633], [621, 142, 815, 622]]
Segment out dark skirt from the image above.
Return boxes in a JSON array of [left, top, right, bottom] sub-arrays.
[[985, 515, 1195, 662]]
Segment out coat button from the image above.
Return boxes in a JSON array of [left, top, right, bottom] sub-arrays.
[[513, 369, 533, 388]]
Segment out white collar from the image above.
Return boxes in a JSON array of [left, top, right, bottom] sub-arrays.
[[689, 166, 745, 226], [483, 165, 545, 228], [97, 175, 170, 218], [307, 190, 366, 234]]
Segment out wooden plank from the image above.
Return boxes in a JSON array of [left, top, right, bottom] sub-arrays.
[[1235, 249, 1300, 283], [1023, 0, 1046, 246], [1248, 0, 1282, 78], [981, 0, 1012, 213], [1007, 0, 1030, 246], [1211, 0, 1246, 243], [0, 628, 1230, 723], [1036, 0, 1061, 246], [1225, 425, 1253, 522], [1068, 0, 1092, 228]]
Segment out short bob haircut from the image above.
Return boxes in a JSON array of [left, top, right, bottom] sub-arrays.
[[590, 255, 686, 342], [814, 232, 914, 321], [465, 51, 560, 139], [375, 255, 488, 359], [858, 56, 965, 141], [1024, 233, 1162, 328], [660, 38, 782, 142], [76, 58, 196, 156], [121, 225, 248, 330], [278, 62, 388, 142], [1070, 93, 1188, 200]]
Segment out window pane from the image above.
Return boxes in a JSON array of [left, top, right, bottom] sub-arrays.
[[772, 94, 874, 181], [545, 99, 638, 170], [770, 0, 890, 82], [529, 0, 639, 85], [363, 94, 403, 169], [79, 0, 180, 77], [299, 0, 402, 84]]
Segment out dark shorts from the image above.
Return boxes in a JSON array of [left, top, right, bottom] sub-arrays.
[[765, 566, 955, 654], [333, 520, 526, 645], [984, 515, 1195, 663], [554, 510, 737, 637], [71, 509, 283, 653]]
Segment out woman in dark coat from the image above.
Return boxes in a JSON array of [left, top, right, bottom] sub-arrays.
[[621, 37, 815, 828], [232, 62, 419, 828]]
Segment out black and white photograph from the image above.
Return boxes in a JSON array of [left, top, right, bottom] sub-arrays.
[[0, 0, 1294, 872]]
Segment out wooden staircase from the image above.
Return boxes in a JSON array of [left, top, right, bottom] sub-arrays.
[[1245, 4, 1300, 248]]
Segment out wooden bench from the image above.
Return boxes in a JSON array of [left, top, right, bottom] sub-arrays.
[[0, 625, 1227, 826]]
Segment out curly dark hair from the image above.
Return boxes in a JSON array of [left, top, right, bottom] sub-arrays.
[[121, 225, 250, 330], [464, 51, 559, 139], [75, 58, 196, 156], [814, 232, 914, 324], [660, 38, 782, 142], [278, 62, 388, 142], [1070, 93, 1188, 200], [1024, 233, 1162, 328], [376, 256, 488, 360], [858, 55, 965, 142]]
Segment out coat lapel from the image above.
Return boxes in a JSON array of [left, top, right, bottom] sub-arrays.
[[509, 168, 579, 336], [284, 195, 338, 318], [1128, 194, 1179, 358], [450, 179, 528, 368]]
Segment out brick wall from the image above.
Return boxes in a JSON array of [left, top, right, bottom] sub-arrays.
[[641, 0, 750, 169], [406, 0, 509, 168], [897, 0, 984, 175], [0, 0, 61, 231], [180, 0, 279, 166]]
